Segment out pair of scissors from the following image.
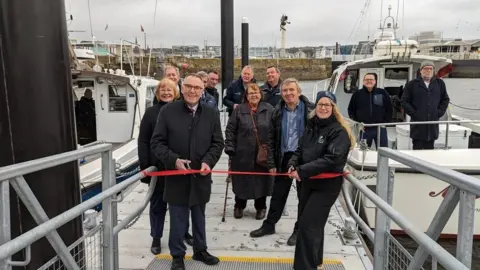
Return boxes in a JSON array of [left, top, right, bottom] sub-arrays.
[[186, 162, 196, 178]]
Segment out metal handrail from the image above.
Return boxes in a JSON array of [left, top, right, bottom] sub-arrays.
[[113, 175, 157, 234], [378, 147, 480, 196], [0, 144, 112, 182], [344, 173, 468, 270], [0, 166, 156, 262], [357, 119, 480, 127]]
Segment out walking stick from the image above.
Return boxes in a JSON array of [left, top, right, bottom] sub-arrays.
[[221, 159, 232, 222]]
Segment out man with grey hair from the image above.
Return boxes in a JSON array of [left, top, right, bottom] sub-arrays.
[[250, 78, 314, 246], [223, 65, 256, 116], [402, 60, 450, 150]]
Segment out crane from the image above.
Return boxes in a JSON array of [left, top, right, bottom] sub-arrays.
[[346, 0, 371, 55]]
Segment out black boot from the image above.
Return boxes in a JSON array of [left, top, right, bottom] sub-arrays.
[[192, 250, 220, 265], [234, 208, 243, 219], [255, 209, 266, 220], [250, 225, 275, 238], [150, 238, 161, 255], [287, 231, 297, 246], [171, 257, 185, 270]]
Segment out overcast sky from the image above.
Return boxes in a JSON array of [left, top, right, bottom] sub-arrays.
[[66, 0, 480, 48]]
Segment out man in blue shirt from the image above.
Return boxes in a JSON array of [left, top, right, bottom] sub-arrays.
[[249, 78, 315, 246]]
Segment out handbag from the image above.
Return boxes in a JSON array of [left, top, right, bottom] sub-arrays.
[[250, 111, 268, 168]]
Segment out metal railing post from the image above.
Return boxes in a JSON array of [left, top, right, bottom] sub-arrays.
[[373, 150, 391, 269], [102, 150, 114, 270], [377, 125, 381, 149], [111, 159, 119, 270], [456, 190, 475, 268], [444, 123, 449, 149], [0, 180, 11, 270]]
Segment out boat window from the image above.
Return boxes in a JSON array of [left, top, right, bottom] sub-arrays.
[[327, 72, 337, 92], [343, 70, 359, 93], [108, 85, 128, 112], [146, 85, 156, 109]]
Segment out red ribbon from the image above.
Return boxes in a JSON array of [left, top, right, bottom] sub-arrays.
[[142, 169, 349, 179]]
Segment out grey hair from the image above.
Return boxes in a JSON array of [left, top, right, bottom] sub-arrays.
[[165, 65, 180, 75], [280, 78, 302, 93], [242, 65, 254, 74], [196, 71, 208, 79]]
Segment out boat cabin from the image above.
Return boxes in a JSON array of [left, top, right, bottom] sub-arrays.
[[322, 54, 476, 150], [72, 70, 138, 145]]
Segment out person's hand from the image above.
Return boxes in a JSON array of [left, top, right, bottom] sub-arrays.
[[287, 166, 295, 174], [291, 170, 301, 181], [175, 159, 191, 170], [200, 162, 211, 176], [233, 104, 239, 109], [269, 168, 276, 174]]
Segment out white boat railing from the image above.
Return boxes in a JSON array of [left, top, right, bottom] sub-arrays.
[[354, 119, 480, 150]]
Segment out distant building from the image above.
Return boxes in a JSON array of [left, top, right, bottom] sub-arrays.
[[172, 45, 200, 57]]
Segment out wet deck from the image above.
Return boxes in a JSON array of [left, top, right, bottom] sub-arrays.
[[116, 150, 371, 270]]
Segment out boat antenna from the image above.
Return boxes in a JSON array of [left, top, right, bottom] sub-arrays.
[[379, 0, 383, 28], [402, 0, 405, 35], [87, 0, 99, 67], [147, 0, 159, 77], [396, 0, 400, 29]]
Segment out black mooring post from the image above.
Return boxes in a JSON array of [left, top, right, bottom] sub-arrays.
[[0, 0, 83, 268], [241, 17, 249, 68], [221, 0, 234, 92]]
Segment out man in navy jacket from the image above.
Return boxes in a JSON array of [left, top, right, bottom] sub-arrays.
[[348, 73, 393, 148]]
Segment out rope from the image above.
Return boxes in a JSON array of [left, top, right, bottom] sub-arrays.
[[449, 102, 480, 111], [143, 169, 349, 179]]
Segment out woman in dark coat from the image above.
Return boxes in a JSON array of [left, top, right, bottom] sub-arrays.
[[287, 91, 356, 270], [225, 83, 274, 220], [138, 78, 179, 255]]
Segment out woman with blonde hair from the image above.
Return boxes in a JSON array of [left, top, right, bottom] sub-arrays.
[[287, 91, 355, 270], [138, 78, 178, 255]]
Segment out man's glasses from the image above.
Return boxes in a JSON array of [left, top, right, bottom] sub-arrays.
[[183, 84, 203, 92]]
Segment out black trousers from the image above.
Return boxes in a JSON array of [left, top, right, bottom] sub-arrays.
[[262, 152, 302, 232], [149, 179, 168, 239], [412, 139, 435, 150], [169, 204, 207, 258], [235, 195, 267, 210], [294, 180, 343, 270]]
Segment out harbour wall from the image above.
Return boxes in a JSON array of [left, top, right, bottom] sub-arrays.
[[96, 56, 332, 81]]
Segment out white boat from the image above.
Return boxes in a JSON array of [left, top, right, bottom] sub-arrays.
[[72, 69, 159, 205], [316, 17, 480, 238]]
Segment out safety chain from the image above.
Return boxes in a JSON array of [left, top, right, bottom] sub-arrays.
[[328, 220, 344, 231], [123, 212, 143, 230]]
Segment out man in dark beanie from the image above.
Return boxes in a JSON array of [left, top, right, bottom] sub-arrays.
[[402, 60, 450, 149]]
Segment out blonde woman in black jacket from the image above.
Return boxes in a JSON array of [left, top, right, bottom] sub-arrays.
[[287, 91, 356, 270]]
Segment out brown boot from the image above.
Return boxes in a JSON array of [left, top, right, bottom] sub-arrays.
[[234, 208, 243, 219], [255, 209, 266, 220]]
